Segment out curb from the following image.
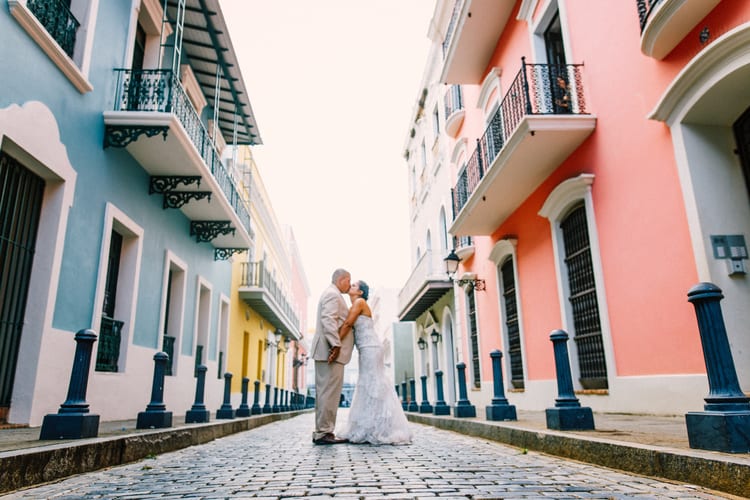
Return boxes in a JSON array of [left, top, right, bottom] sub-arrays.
[[406, 413, 750, 498], [0, 411, 307, 494]]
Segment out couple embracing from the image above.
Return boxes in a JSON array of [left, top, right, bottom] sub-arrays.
[[310, 268, 412, 445]]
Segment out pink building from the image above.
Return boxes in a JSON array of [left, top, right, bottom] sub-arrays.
[[401, 0, 750, 415]]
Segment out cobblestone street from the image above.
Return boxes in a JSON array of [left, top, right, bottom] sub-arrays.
[[2, 412, 737, 499]]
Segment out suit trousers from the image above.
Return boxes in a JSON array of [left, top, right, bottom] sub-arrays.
[[313, 359, 345, 440]]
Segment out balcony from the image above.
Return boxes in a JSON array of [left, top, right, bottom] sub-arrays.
[[398, 250, 454, 321], [239, 262, 301, 340], [440, 0, 515, 84], [103, 69, 254, 254], [444, 85, 465, 138], [25, 0, 78, 58], [637, 0, 722, 59], [450, 59, 596, 236], [95, 315, 124, 373]]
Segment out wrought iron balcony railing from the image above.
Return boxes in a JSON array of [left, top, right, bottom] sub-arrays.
[[442, 0, 464, 57], [27, 0, 79, 58], [240, 261, 300, 332], [636, 0, 663, 32], [163, 335, 176, 376], [111, 68, 253, 238], [451, 59, 587, 218], [444, 85, 464, 119], [95, 315, 123, 372]]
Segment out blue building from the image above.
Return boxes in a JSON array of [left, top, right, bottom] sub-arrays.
[[0, 0, 262, 425]]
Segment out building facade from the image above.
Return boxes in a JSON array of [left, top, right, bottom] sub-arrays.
[[1, 0, 264, 425], [402, 0, 750, 415], [227, 146, 308, 407]]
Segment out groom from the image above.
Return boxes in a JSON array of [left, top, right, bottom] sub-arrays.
[[310, 268, 354, 444]]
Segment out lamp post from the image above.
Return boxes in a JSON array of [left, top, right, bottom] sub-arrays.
[[444, 249, 485, 291]]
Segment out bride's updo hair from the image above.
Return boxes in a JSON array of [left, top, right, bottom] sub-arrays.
[[358, 280, 369, 300]]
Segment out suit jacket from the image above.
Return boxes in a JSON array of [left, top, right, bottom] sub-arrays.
[[311, 284, 354, 364]]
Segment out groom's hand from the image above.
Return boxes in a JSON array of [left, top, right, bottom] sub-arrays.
[[328, 346, 340, 363]]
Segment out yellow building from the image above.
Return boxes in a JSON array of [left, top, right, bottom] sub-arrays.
[[226, 146, 308, 407]]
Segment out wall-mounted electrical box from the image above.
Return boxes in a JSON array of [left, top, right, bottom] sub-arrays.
[[710, 234, 748, 276]]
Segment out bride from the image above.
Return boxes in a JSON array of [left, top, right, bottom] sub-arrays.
[[334, 280, 412, 445]]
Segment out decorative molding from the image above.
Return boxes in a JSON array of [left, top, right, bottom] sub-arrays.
[[648, 21, 750, 124], [214, 248, 246, 260], [8, 0, 93, 93], [538, 173, 595, 221], [103, 125, 168, 148], [149, 176, 202, 194], [163, 191, 211, 209], [190, 221, 235, 243]]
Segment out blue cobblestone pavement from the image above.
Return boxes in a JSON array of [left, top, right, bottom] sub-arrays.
[[1, 412, 741, 499]]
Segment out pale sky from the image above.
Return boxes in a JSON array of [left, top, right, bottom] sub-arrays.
[[220, 1, 435, 302]]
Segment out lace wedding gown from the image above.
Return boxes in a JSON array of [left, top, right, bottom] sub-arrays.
[[338, 315, 412, 445]]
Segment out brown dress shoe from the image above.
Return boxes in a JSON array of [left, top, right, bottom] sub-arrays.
[[313, 433, 349, 445]]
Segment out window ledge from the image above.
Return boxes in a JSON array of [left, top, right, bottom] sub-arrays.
[[575, 389, 609, 396], [9, 0, 93, 94]]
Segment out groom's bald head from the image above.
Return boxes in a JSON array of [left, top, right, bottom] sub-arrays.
[[332, 268, 351, 293]]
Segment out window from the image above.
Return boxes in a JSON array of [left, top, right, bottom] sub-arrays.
[[0, 151, 45, 409], [500, 257, 524, 389], [161, 252, 186, 376], [9, 0, 97, 92], [194, 279, 212, 377], [466, 287, 481, 388], [539, 174, 610, 391], [93, 204, 144, 374], [216, 296, 229, 379], [432, 106, 440, 139], [439, 207, 449, 253], [95, 230, 123, 372], [733, 105, 750, 202], [561, 203, 607, 389]]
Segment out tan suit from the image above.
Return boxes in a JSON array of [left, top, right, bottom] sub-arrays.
[[311, 284, 354, 440]]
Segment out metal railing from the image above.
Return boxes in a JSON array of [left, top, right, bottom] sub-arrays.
[[398, 250, 450, 310], [442, 0, 464, 57], [451, 59, 587, 218], [240, 261, 300, 332], [95, 316, 123, 372], [636, 0, 663, 32], [112, 69, 253, 239], [163, 335, 176, 376], [27, 0, 79, 58], [444, 85, 464, 119]]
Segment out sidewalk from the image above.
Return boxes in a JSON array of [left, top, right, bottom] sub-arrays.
[[1, 409, 749, 497]]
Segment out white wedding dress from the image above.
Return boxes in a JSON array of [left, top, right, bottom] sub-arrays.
[[338, 315, 413, 445]]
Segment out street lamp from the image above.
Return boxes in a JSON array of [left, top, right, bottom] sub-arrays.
[[444, 249, 486, 291], [283, 336, 291, 351], [417, 337, 428, 351], [430, 328, 441, 345], [274, 329, 283, 345]]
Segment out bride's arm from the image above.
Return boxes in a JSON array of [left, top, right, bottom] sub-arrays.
[[338, 298, 364, 342]]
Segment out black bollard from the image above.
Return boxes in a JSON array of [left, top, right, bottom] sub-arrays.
[[236, 377, 251, 417], [401, 380, 408, 410], [433, 370, 450, 415], [453, 362, 476, 418], [685, 283, 750, 453], [282, 389, 288, 411], [262, 383, 272, 413], [136, 352, 173, 429], [419, 374, 433, 413], [40, 330, 100, 439], [486, 350, 517, 421], [251, 380, 262, 415], [216, 372, 235, 419], [545, 330, 594, 430], [408, 378, 419, 412], [272, 386, 280, 413], [185, 364, 210, 423]]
